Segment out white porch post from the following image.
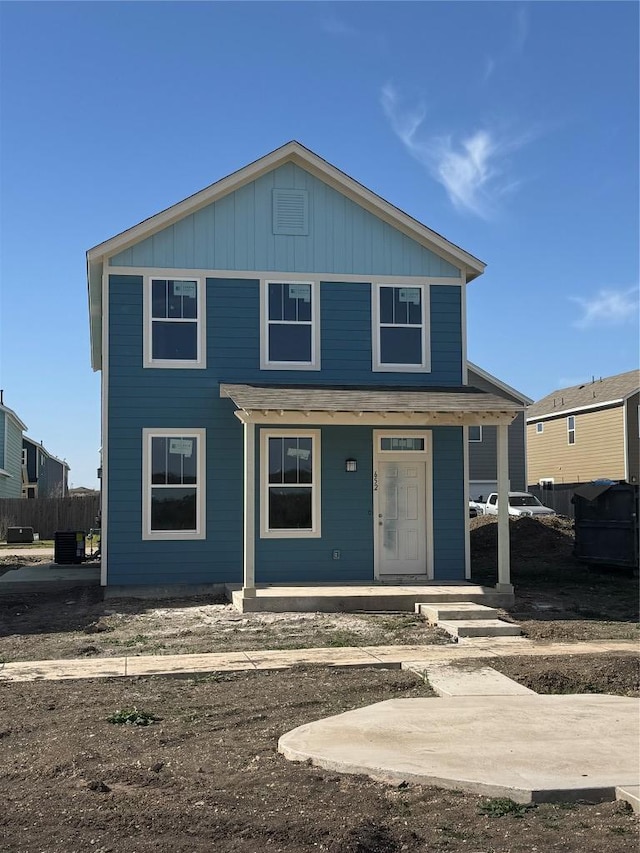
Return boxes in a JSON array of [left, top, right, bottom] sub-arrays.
[[496, 422, 512, 591], [243, 420, 256, 597]]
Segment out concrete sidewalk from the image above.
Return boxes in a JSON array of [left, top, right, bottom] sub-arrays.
[[0, 638, 636, 683]]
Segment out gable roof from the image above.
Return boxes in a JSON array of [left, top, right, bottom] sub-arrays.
[[526, 369, 640, 420], [87, 141, 486, 370], [467, 361, 532, 405]]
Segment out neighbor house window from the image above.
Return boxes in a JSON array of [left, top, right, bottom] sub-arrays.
[[373, 283, 429, 371], [144, 278, 205, 368], [469, 426, 482, 442], [261, 281, 319, 369], [567, 416, 576, 445], [536, 422, 544, 434], [261, 430, 321, 537], [142, 428, 205, 539]]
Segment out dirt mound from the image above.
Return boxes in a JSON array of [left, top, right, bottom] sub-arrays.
[[470, 515, 574, 562]]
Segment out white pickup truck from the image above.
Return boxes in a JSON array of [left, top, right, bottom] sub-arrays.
[[483, 491, 556, 518]]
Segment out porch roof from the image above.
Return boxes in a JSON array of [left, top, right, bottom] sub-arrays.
[[220, 383, 522, 426]]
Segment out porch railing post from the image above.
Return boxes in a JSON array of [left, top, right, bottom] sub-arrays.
[[243, 420, 256, 597]]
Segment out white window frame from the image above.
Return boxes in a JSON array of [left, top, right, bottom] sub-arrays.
[[372, 282, 430, 372], [468, 425, 483, 442], [21, 448, 27, 466], [536, 422, 544, 434], [260, 279, 320, 370], [143, 276, 206, 369], [142, 428, 206, 540], [567, 415, 576, 445], [260, 429, 321, 539]]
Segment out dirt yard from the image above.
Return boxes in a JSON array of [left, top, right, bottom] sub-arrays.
[[0, 658, 638, 853], [0, 516, 636, 663], [0, 518, 638, 851]]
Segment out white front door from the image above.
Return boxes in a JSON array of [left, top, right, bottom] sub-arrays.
[[377, 460, 427, 576]]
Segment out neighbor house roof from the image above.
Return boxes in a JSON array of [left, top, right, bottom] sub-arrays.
[[526, 369, 640, 421], [87, 141, 486, 371], [23, 435, 70, 469], [0, 402, 27, 432], [467, 361, 533, 405]]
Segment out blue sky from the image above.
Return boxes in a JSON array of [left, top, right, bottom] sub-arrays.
[[0, 1, 638, 487]]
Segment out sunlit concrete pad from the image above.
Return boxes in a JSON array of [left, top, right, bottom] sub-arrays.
[[279, 694, 640, 804], [616, 785, 640, 813], [405, 663, 536, 696], [0, 657, 127, 682], [244, 647, 383, 670], [126, 651, 253, 676]]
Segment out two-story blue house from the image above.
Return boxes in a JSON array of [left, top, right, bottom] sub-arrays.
[[21, 436, 69, 499], [87, 142, 520, 605], [0, 395, 27, 499]]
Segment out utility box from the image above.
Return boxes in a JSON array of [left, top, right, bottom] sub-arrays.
[[54, 531, 86, 564], [572, 481, 639, 570], [6, 527, 35, 544]]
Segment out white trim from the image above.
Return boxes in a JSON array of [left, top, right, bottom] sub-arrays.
[[527, 399, 623, 422], [143, 276, 206, 369], [142, 428, 206, 540], [260, 279, 320, 370], [101, 269, 109, 585], [468, 425, 482, 442], [461, 285, 468, 385], [539, 478, 555, 487], [0, 468, 12, 478], [109, 266, 463, 286], [260, 429, 321, 539], [372, 282, 430, 373], [467, 362, 533, 405], [567, 415, 576, 446], [372, 430, 433, 580], [0, 403, 28, 433], [463, 425, 471, 580], [87, 142, 484, 275], [496, 424, 511, 589], [243, 421, 256, 591]]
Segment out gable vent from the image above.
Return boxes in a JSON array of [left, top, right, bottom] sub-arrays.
[[272, 189, 309, 236]]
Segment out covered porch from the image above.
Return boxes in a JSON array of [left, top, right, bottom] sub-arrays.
[[221, 383, 522, 613]]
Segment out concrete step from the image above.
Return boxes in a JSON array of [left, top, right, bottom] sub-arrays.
[[416, 602, 500, 622], [438, 619, 522, 639]]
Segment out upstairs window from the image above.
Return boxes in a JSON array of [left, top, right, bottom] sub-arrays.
[[373, 283, 429, 372], [261, 281, 319, 369], [144, 278, 205, 368], [536, 422, 544, 434], [567, 415, 576, 445]]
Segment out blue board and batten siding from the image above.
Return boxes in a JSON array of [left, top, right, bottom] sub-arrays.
[[107, 275, 466, 585], [110, 164, 461, 279], [105, 160, 468, 587]]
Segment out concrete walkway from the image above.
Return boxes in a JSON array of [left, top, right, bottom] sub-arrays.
[[0, 638, 635, 683]]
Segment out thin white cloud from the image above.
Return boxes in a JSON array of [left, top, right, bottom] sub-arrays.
[[570, 286, 640, 329], [513, 5, 529, 54], [320, 14, 358, 39], [380, 83, 529, 218]]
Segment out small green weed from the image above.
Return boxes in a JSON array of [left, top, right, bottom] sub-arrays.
[[609, 826, 631, 835], [478, 798, 535, 818], [107, 707, 160, 726]]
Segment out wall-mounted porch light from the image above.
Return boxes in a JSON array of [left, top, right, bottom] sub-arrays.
[[345, 458, 357, 473]]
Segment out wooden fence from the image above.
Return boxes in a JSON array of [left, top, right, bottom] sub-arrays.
[[0, 496, 100, 540], [528, 484, 576, 518]]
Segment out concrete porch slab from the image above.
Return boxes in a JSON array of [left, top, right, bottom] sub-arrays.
[[416, 602, 500, 622], [438, 618, 522, 639], [0, 562, 101, 593], [229, 582, 514, 613], [278, 694, 640, 804]]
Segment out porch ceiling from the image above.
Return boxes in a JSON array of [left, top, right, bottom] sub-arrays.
[[220, 383, 522, 426]]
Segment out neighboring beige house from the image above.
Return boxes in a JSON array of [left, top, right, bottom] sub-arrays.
[[526, 369, 640, 488]]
